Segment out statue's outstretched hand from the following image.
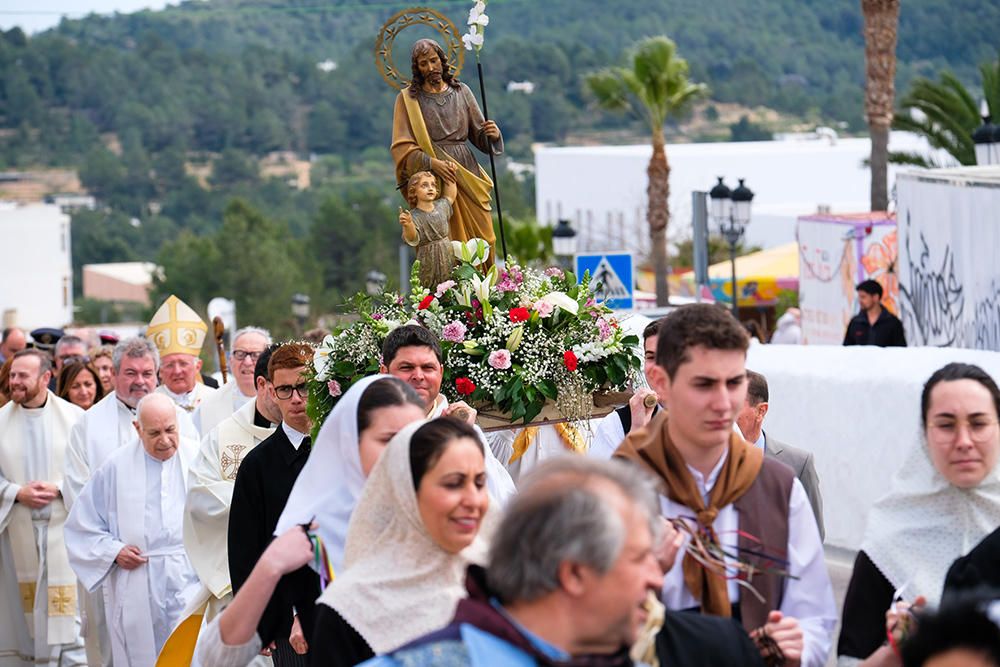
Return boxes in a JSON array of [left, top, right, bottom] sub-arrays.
[[399, 208, 412, 226]]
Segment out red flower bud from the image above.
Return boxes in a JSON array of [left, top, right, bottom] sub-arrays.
[[455, 377, 476, 396], [563, 350, 578, 372], [508, 307, 531, 323]]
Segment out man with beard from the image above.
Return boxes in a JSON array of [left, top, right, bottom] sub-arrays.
[[391, 38, 503, 266], [0, 350, 86, 667], [843, 279, 906, 347], [64, 336, 196, 666]]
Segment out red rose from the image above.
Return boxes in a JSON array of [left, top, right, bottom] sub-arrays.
[[508, 307, 531, 323], [563, 350, 578, 372], [417, 294, 434, 310], [455, 377, 476, 396]]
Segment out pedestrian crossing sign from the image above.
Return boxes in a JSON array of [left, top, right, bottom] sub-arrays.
[[575, 252, 634, 310]]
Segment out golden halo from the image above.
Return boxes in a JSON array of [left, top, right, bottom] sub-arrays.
[[375, 7, 464, 91]]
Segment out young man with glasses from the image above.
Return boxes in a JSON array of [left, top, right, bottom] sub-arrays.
[[228, 342, 318, 666], [195, 327, 273, 434]]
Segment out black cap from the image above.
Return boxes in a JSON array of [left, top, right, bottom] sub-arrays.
[[30, 327, 64, 351]]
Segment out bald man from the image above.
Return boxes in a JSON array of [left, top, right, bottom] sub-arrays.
[[65, 393, 200, 665]]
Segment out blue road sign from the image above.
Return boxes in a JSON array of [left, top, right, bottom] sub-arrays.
[[575, 252, 634, 310]]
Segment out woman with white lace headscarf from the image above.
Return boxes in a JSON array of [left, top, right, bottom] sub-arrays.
[[837, 363, 1000, 667], [309, 418, 495, 666]]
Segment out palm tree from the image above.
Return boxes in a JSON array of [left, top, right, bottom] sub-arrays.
[[891, 58, 1000, 167], [861, 0, 900, 212], [585, 36, 706, 307]]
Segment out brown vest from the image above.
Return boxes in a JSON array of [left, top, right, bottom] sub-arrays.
[[733, 457, 795, 631]]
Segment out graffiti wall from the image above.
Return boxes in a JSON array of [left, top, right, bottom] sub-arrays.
[[897, 171, 1000, 351], [797, 214, 897, 345]]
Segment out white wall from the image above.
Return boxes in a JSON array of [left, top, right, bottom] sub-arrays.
[[745, 344, 1000, 551], [0, 203, 73, 329], [535, 132, 948, 254]]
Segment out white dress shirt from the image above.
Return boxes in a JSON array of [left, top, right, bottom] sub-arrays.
[[659, 450, 837, 667]]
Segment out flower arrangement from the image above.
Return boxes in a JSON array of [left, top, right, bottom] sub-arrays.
[[306, 239, 642, 436]]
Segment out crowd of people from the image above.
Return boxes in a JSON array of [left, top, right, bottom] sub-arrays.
[[0, 295, 997, 667]]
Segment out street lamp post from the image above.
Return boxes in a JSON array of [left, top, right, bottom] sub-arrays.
[[708, 177, 754, 318], [290, 293, 310, 335], [972, 100, 1000, 166], [551, 219, 578, 272]]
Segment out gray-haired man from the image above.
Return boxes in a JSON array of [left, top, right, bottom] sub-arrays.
[[362, 457, 763, 666]]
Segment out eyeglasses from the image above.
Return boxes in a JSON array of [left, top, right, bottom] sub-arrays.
[[928, 418, 999, 443], [232, 350, 262, 362], [274, 382, 309, 400]]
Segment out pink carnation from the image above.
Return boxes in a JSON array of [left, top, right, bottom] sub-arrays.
[[441, 321, 467, 343], [488, 349, 512, 370], [327, 380, 342, 397], [435, 280, 457, 297], [532, 299, 555, 318], [496, 266, 524, 293], [544, 267, 564, 278], [597, 317, 613, 341]]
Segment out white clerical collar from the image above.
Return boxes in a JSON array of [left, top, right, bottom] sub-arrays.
[[282, 422, 309, 450], [163, 386, 195, 403]]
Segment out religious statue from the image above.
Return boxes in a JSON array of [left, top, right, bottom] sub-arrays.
[[390, 38, 502, 267], [399, 170, 457, 289]]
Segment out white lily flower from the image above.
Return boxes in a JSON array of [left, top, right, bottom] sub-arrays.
[[471, 274, 492, 305], [462, 30, 484, 50], [452, 238, 489, 266], [457, 285, 473, 308], [313, 346, 331, 377], [474, 1, 486, 13], [538, 291, 580, 316], [474, 13, 489, 27]]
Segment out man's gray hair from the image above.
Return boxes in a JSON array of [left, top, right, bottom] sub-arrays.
[[55, 335, 85, 354], [112, 336, 160, 373], [486, 457, 662, 604], [231, 326, 272, 351]]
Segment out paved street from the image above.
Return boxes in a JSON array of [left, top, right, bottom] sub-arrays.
[[825, 546, 856, 667]]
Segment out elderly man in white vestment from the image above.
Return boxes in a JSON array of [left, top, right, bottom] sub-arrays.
[[148, 295, 216, 417], [194, 327, 272, 435], [184, 343, 281, 622], [64, 336, 196, 666], [64, 393, 200, 666], [0, 350, 86, 667]]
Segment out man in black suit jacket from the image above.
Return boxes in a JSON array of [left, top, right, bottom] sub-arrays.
[[737, 369, 825, 540], [229, 341, 316, 664]]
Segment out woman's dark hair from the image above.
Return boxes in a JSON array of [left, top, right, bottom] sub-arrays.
[[921, 363, 1000, 431], [901, 595, 1000, 667], [56, 361, 105, 407], [356, 377, 424, 434], [409, 417, 483, 489]]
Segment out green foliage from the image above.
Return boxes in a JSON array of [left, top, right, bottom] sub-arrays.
[[891, 57, 1000, 166], [729, 116, 772, 142], [586, 37, 707, 134]]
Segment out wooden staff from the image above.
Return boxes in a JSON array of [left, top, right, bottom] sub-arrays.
[[213, 316, 228, 385]]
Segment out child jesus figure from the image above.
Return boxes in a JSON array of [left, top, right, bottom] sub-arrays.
[[399, 170, 457, 290]]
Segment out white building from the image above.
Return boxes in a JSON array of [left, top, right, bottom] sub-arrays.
[[534, 131, 950, 254], [0, 203, 73, 329]]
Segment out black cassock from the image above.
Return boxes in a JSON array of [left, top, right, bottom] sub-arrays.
[[228, 424, 319, 648]]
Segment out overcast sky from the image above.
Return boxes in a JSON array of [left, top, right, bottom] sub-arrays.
[[0, 1, 173, 34]]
